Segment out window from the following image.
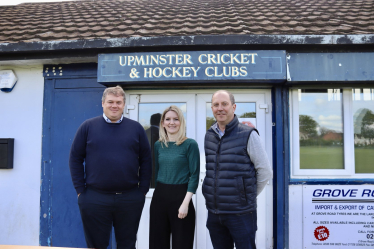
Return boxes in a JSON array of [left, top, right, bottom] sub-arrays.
[[206, 102, 256, 130], [291, 88, 374, 178], [352, 89, 374, 174], [138, 102, 187, 187]]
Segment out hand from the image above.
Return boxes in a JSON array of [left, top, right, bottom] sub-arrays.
[[178, 203, 189, 219], [77, 193, 81, 198]]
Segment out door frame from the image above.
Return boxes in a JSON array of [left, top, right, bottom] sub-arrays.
[[128, 93, 198, 249], [125, 89, 273, 249], [195, 92, 272, 249]]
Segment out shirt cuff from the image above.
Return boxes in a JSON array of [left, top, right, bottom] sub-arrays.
[[187, 186, 197, 194]]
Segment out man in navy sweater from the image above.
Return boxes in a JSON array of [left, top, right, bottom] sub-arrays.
[[69, 86, 152, 249]]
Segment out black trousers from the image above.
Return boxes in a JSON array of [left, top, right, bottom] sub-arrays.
[[78, 187, 145, 249], [149, 182, 195, 249]]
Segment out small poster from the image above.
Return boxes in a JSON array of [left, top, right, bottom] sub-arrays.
[[303, 185, 374, 248]]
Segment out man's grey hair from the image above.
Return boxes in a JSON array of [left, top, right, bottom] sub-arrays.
[[102, 85, 126, 103], [211, 90, 235, 105]]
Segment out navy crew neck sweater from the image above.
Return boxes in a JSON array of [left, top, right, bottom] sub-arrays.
[[69, 116, 152, 195]]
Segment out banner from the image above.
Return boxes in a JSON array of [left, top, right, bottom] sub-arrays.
[[303, 185, 374, 248]]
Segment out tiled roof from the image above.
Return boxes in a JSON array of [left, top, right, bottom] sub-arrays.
[[0, 0, 374, 44]]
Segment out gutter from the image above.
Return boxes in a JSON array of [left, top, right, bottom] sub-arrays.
[[1, 34, 374, 54]]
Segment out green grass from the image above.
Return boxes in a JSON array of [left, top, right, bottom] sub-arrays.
[[300, 146, 344, 169], [354, 147, 374, 173], [300, 146, 374, 173]]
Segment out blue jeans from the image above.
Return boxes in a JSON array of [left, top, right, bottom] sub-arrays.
[[207, 211, 257, 249]]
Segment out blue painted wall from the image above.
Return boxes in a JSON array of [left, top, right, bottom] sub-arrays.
[[40, 65, 105, 247], [272, 86, 290, 249]]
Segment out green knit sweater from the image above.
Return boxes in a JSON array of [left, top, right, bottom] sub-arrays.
[[154, 138, 200, 193]]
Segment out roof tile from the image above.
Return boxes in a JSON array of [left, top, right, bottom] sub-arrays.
[[1, 0, 374, 44]]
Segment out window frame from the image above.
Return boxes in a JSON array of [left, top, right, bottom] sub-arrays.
[[289, 88, 373, 178]]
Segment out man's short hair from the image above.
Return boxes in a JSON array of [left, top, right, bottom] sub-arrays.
[[150, 113, 161, 126], [102, 85, 126, 103], [211, 90, 235, 105]]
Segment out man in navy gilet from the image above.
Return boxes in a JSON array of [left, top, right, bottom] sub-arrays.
[[69, 86, 152, 249], [202, 90, 272, 249]]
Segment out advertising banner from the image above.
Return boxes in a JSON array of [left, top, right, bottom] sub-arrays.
[[303, 185, 374, 248]]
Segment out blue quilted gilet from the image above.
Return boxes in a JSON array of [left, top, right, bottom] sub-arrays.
[[202, 115, 257, 214]]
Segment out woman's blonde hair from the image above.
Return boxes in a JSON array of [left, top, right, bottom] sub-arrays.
[[159, 105, 187, 147]]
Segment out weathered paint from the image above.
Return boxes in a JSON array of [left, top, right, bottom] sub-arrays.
[[288, 52, 374, 82], [1, 35, 374, 54], [43, 63, 97, 79], [40, 65, 106, 247], [272, 87, 289, 249], [40, 78, 104, 247]]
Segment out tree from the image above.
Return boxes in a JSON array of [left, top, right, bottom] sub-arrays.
[[299, 115, 318, 138], [206, 117, 216, 131], [319, 126, 331, 137], [240, 112, 256, 118], [361, 109, 374, 144]]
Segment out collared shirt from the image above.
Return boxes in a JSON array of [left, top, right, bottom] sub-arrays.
[[211, 122, 273, 196], [103, 113, 124, 123], [213, 123, 225, 138]]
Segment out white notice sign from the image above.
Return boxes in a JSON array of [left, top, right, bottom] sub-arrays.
[[303, 185, 374, 248]]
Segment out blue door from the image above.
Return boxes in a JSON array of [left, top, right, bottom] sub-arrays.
[[40, 64, 106, 247]]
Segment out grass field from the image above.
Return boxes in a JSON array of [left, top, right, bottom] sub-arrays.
[[354, 147, 374, 173], [300, 146, 374, 173], [300, 146, 344, 169]]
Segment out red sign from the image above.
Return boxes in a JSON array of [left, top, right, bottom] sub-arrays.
[[314, 226, 330, 241]]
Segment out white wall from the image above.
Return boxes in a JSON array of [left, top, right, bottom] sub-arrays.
[[289, 185, 303, 249], [0, 65, 44, 245]]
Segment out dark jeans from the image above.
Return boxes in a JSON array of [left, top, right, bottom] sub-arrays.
[[206, 210, 257, 249], [78, 187, 145, 249]]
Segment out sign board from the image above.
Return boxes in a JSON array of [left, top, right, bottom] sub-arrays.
[[303, 185, 374, 248], [288, 52, 374, 82], [98, 50, 286, 83]]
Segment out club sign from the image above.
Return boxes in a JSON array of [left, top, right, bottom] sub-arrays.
[[98, 50, 286, 83]]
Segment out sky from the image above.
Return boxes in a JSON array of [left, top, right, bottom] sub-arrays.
[[0, 0, 73, 5]]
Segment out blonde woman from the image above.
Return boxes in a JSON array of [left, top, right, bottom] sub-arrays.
[[149, 105, 200, 249]]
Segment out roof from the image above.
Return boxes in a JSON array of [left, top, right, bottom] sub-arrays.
[[1, 0, 374, 45], [1, 0, 374, 57]]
